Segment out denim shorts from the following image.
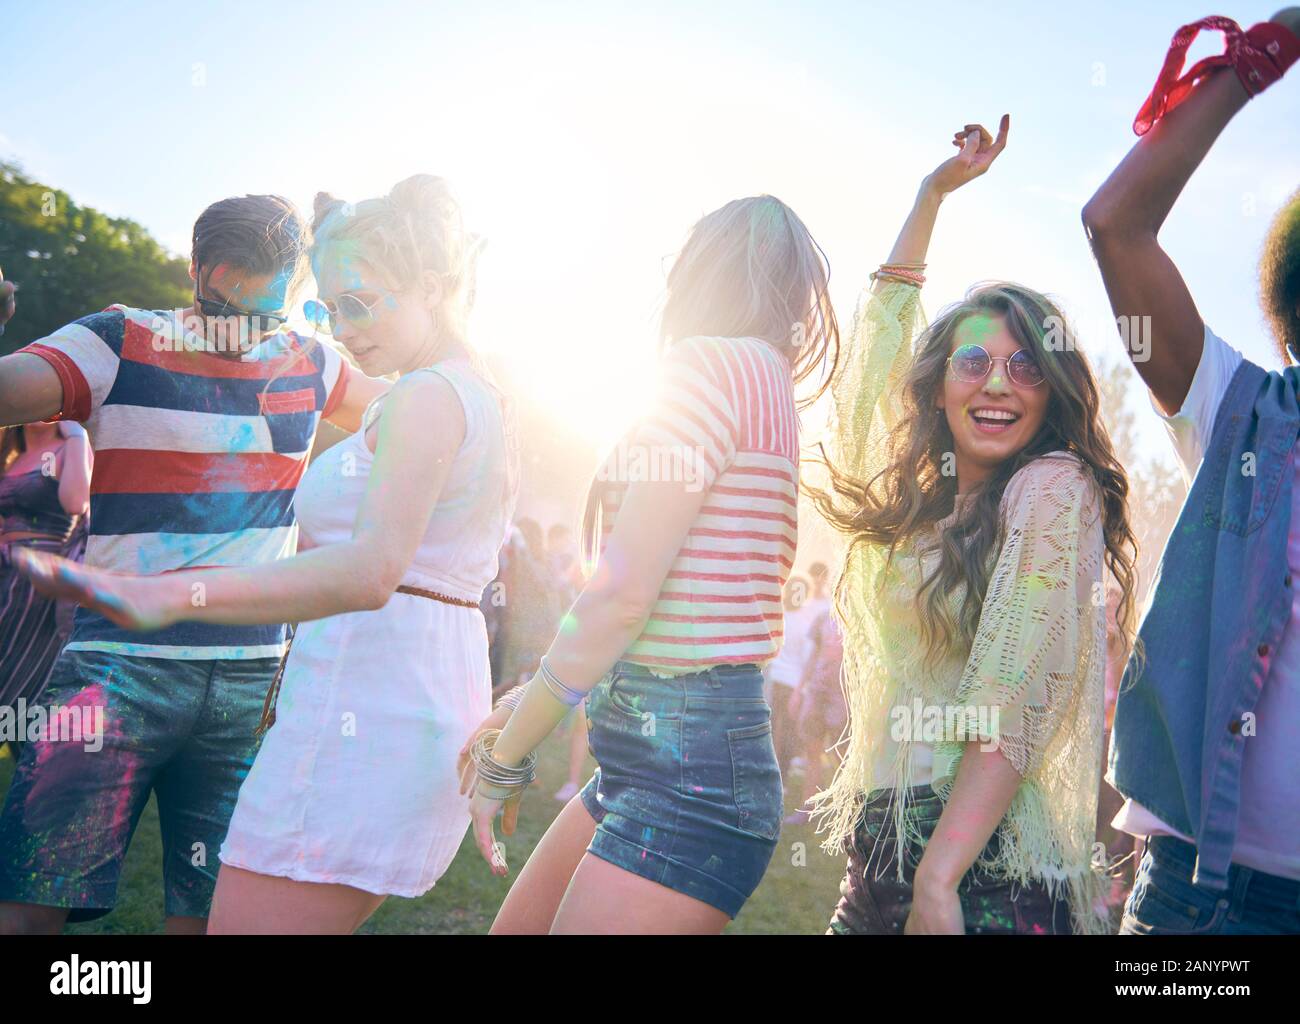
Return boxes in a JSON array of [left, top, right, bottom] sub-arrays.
[[0, 649, 272, 921], [827, 785, 1073, 935], [578, 660, 782, 918], [1121, 835, 1300, 935]]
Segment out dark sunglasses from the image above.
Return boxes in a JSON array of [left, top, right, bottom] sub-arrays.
[[195, 265, 289, 329], [302, 292, 389, 335], [947, 343, 1045, 388]]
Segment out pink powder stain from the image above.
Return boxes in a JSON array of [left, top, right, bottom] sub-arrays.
[[26, 681, 139, 840], [29, 681, 108, 780], [66, 680, 107, 711], [106, 760, 139, 834]]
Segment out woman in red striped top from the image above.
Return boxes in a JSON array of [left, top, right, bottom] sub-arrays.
[[459, 195, 838, 932]]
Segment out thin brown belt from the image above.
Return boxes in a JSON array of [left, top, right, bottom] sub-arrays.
[[254, 584, 481, 736]]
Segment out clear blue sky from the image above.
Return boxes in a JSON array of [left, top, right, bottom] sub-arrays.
[[3, 0, 1298, 459]]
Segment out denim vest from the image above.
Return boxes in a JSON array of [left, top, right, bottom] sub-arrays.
[[1109, 358, 1300, 890]]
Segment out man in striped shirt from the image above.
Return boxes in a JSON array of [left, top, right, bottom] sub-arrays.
[[0, 195, 387, 934]]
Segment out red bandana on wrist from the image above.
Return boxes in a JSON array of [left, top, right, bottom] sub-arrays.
[[1133, 16, 1300, 135]]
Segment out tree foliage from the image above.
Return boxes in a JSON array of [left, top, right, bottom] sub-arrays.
[[0, 161, 191, 355], [1094, 355, 1187, 599]]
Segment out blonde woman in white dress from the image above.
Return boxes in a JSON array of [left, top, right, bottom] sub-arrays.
[[17, 175, 519, 933]]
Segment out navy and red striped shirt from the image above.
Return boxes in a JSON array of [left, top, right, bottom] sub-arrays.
[[20, 305, 351, 660]]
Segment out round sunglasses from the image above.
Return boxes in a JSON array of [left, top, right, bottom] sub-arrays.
[[302, 292, 390, 335], [946, 343, 1045, 388]]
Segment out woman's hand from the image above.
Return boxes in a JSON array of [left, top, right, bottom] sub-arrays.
[[925, 115, 1010, 198], [458, 704, 525, 877], [13, 548, 178, 630], [873, 115, 1011, 290], [457, 703, 513, 791], [467, 789, 521, 878], [905, 878, 965, 934]]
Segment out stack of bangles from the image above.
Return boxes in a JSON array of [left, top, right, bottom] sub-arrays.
[[474, 657, 587, 799], [468, 729, 538, 801], [493, 684, 528, 713], [869, 261, 926, 287]]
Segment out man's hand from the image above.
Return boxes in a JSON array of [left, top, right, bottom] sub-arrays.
[[0, 278, 16, 332]]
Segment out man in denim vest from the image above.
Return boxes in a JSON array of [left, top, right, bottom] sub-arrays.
[[1083, 9, 1300, 934]]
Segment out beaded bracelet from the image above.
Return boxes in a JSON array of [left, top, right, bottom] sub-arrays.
[[871, 268, 926, 287], [873, 263, 926, 284]]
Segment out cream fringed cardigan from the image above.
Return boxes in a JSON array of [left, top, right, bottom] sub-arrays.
[[810, 279, 1112, 935]]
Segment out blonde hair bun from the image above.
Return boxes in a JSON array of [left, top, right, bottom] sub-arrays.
[[310, 174, 483, 322]]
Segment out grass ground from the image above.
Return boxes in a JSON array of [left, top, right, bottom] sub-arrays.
[[0, 729, 847, 934]]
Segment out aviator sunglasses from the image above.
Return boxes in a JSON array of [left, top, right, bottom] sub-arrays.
[[946, 343, 1045, 388], [302, 292, 392, 335]]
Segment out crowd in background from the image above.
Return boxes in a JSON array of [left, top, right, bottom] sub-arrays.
[[483, 518, 582, 695]]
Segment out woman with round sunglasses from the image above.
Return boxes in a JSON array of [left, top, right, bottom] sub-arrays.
[[16, 174, 520, 933], [808, 117, 1141, 934]]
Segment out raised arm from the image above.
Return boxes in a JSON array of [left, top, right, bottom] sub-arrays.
[[876, 117, 1008, 289], [1082, 9, 1300, 415], [831, 117, 1010, 484]]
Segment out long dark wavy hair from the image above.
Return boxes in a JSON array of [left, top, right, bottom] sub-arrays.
[[810, 281, 1141, 671], [580, 195, 840, 564]]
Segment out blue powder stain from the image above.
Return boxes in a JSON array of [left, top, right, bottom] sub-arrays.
[[230, 422, 257, 453]]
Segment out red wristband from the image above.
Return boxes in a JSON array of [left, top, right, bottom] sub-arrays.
[[1133, 16, 1300, 136]]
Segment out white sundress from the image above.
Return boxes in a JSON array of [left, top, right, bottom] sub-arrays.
[[219, 356, 519, 896]]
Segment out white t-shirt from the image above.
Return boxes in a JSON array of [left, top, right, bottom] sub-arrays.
[[1111, 323, 1300, 880], [767, 596, 827, 688]]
